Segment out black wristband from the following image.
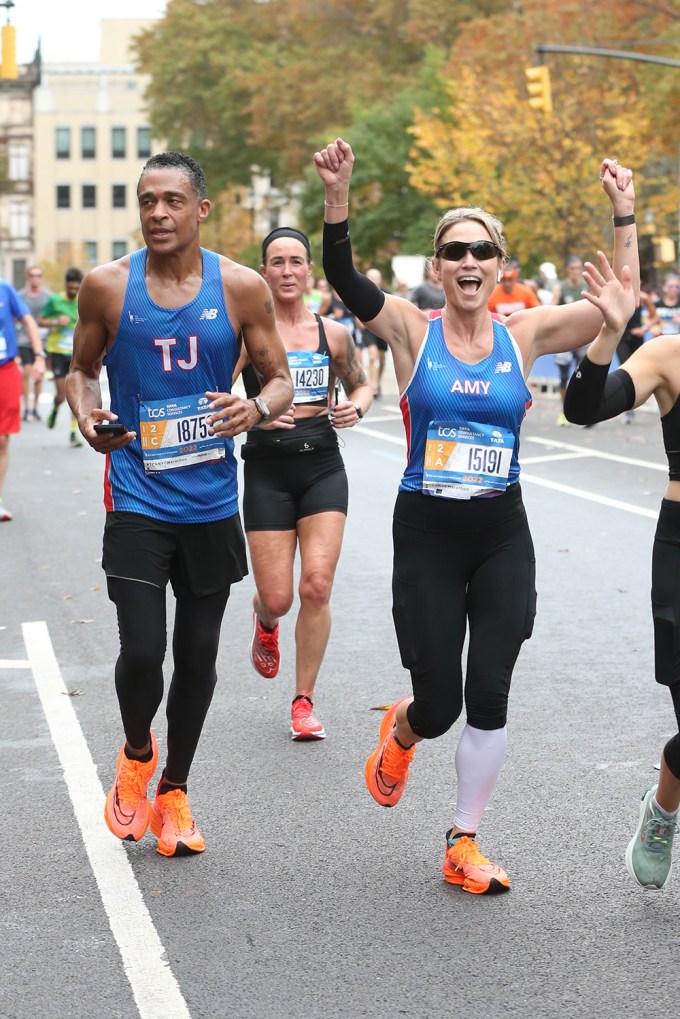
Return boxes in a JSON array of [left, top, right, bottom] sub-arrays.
[[354, 403, 363, 419], [612, 214, 635, 227]]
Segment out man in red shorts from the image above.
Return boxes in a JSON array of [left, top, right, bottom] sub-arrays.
[[0, 279, 45, 520]]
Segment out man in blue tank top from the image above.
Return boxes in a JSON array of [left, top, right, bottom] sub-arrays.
[[66, 151, 293, 857]]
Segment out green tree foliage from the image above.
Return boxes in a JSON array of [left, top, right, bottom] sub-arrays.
[[135, 0, 679, 269]]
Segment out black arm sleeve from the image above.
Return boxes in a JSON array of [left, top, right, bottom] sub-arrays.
[[563, 356, 635, 425], [322, 219, 386, 322]]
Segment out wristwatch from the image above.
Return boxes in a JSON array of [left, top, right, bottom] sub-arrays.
[[253, 396, 270, 422]]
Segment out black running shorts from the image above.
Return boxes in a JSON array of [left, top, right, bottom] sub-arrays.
[[102, 510, 248, 597]]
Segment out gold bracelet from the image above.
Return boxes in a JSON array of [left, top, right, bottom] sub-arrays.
[[324, 200, 349, 208]]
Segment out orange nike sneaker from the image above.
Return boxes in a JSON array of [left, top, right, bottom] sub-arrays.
[[364, 697, 415, 807], [290, 695, 326, 740], [442, 832, 511, 895], [104, 732, 158, 842], [150, 786, 206, 857], [249, 612, 280, 679]]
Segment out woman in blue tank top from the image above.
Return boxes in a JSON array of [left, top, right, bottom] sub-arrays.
[[315, 137, 639, 893]]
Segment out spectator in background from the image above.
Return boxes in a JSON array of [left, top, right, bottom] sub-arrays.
[[551, 255, 590, 426], [363, 268, 390, 398], [18, 266, 52, 421], [649, 273, 680, 336], [487, 259, 540, 316], [0, 278, 45, 521], [40, 267, 84, 447], [408, 262, 445, 310], [536, 261, 558, 306]]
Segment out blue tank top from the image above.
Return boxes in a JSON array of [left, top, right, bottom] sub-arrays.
[[103, 247, 240, 523], [399, 312, 532, 494]]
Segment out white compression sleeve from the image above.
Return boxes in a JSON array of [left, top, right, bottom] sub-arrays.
[[453, 723, 508, 832]]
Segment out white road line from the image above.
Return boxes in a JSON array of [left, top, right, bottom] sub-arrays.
[[0, 658, 31, 668], [525, 434, 667, 472], [355, 426, 659, 517], [21, 621, 191, 1019], [520, 472, 658, 518]]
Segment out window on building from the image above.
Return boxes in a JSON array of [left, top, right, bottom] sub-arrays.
[[9, 200, 30, 239], [12, 260, 27, 290], [84, 241, 98, 266], [112, 240, 127, 260], [112, 127, 126, 159], [56, 127, 70, 159], [137, 126, 152, 158], [56, 241, 72, 263], [8, 141, 29, 181], [81, 126, 96, 159], [56, 185, 71, 209], [82, 185, 96, 209], [112, 184, 126, 209]]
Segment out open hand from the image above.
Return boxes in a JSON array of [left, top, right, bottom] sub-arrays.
[[582, 251, 636, 334]]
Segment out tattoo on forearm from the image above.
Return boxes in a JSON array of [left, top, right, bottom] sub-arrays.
[[251, 346, 274, 375], [624, 234, 633, 249]]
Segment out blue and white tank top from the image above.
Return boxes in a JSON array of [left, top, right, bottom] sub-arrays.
[[399, 312, 532, 496], [103, 247, 240, 523]]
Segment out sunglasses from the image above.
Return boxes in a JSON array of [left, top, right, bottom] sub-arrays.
[[435, 240, 502, 262]]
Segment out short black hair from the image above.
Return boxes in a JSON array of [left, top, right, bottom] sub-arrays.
[[138, 151, 208, 201], [66, 267, 83, 283]]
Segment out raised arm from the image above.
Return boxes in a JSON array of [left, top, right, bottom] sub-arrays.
[[511, 158, 639, 367], [562, 252, 664, 425], [313, 138, 426, 388]]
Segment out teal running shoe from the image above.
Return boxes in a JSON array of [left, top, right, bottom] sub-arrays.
[[625, 785, 678, 890]]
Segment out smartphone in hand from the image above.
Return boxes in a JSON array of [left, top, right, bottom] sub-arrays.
[[93, 422, 128, 435]]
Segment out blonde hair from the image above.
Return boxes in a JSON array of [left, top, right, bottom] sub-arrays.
[[432, 206, 507, 261]]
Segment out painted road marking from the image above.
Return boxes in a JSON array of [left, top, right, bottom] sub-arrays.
[[21, 621, 191, 1019]]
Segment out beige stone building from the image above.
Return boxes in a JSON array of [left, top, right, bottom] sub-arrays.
[[0, 23, 39, 288], [33, 19, 160, 278]]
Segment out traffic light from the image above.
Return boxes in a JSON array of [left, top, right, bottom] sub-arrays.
[[525, 65, 553, 115]]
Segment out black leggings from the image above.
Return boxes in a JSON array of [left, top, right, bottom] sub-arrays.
[[392, 486, 536, 737], [652, 503, 680, 779], [107, 577, 230, 784]]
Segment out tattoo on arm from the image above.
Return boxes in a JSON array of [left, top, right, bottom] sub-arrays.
[[251, 345, 275, 377], [264, 299, 274, 315], [336, 333, 367, 390]]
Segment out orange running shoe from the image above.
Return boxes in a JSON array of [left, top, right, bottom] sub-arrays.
[[364, 697, 415, 807], [290, 695, 326, 740], [249, 612, 280, 679], [104, 732, 158, 842], [442, 832, 511, 894], [150, 786, 206, 857]]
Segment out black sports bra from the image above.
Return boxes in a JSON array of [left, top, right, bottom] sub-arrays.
[[662, 397, 680, 480]]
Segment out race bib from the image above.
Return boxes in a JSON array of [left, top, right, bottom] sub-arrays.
[[287, 351, 330, 404], [423, 420, 514, 500], [139, 393, 225, 472], [56, 328, 74, 354]]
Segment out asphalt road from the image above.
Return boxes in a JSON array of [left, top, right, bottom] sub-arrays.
[[1, 379, 678, 1019]]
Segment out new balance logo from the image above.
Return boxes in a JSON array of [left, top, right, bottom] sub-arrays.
[[494, 361, 512, 374], [200, 308, 219, 320]]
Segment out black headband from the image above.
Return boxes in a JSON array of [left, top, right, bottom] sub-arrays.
[[261, 227, 312, 262]]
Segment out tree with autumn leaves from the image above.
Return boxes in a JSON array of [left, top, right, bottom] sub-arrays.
[[135, 0, 679, 279]]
